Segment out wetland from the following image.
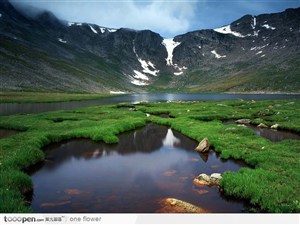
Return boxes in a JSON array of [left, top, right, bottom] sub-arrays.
[[0, 96, 299, 213]]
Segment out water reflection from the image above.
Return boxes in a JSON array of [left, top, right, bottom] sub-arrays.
[[224, 121, 300, 142], [29, 124, 247, 213], [251, 127, 300, 142], [1, 93, 299, 115], [162, 129, 180, 147]]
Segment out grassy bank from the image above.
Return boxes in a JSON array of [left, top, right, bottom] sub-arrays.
[[0, 92, 119, 103], [0, 99, 299, 212]]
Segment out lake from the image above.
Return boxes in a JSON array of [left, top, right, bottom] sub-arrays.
[[28, 124, 248, 213], [1, 93, 299, 115]]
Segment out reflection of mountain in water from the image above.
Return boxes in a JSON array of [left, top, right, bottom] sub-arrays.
[[162, 129, 180, 147], [116, 123, 167, 154], [29, 123, 247, 213], [38, 124, 200, 171]]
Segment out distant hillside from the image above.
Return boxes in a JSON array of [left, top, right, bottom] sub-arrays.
[[0, 0, 299, 93]]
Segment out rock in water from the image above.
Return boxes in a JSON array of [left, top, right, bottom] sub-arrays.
[[235, 119, 251, 124], [210, 173, 222, 185], [195, 137, 210, 153], [193, 173, 211, 186], [257, 123, 268, 128], [194, 173, 222, 186], [271, 124, 279, 129], [156, 198, 208, 213]]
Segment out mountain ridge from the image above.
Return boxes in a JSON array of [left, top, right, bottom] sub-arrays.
[[0, 0, 299, 93]]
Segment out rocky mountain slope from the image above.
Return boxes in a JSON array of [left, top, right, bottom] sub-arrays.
[[0, 0, 299, 93]]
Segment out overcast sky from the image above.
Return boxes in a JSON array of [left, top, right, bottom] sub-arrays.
[[10, 0, 300, 37]]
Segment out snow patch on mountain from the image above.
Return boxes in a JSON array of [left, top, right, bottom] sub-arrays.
[[174, 72, 183, 75], [211, 50, 226, 59], [97, 28, 104, 33], [110, 91, 126, 94], [262, 24, 276, 30], [251, 16, 256, 30], [98, 27, 116, 33], [173, 64, 187, 75], [133, 70, 149, 81], [131, 80, 148, 86], [162, 38, 181, 66], [133, 42, 159, 76], [139, 59, 159, 76], [253, 30, 260, 36], [214, 25, 244, 38], [250, 44, 269, 51], [129, 75, 148, 86], [108, 28, 117, 32], [58, 38, 67, 43], [68, 22, 82, 27], [129, 70, 149, 86], [89, 25, 98, 34]]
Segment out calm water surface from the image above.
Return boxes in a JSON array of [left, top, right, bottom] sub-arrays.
[[250, 126, 300, 142], [1, 93, 299, 115], [224, 121, 300, 142], [29, 124, 247, 213]]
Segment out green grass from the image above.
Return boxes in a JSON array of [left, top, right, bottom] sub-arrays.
[[0, 92, 120, 103], [0, 99, 299, 212]]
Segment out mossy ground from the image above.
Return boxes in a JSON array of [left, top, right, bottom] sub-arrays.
[[0, 99, 299, 212]]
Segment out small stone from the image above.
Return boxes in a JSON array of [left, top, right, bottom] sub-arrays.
[[157, 198, 208, 213], [286, 102, 294, 105], [257, 123, 268, 128], [211, 173, 222, 179], [235, 119, 251, 124], [210, 173, 222, 185], [195, 137, 210, 153], [271, 124, 279, 129], [194, 173, 222, 186], [193, 173, 211, 186]]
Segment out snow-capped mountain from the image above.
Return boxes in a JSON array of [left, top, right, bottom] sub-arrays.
[[0, 0, 299, 93]]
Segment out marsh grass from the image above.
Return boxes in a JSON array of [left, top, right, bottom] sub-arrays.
[[0, 99, 299, 212]]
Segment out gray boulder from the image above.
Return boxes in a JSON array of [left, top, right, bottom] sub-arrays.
[[193, 173, 222, 186], [271, 124, 279, 129], [257, 123, 268, 128], [195, 137, 210, 153]]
